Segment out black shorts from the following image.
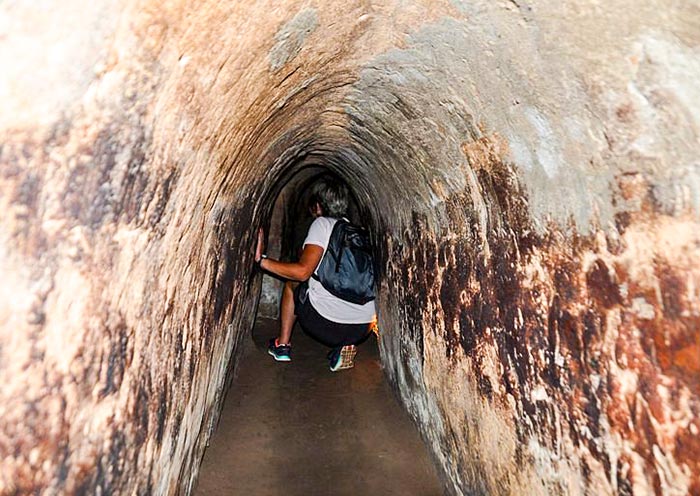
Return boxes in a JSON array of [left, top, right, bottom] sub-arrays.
[[294, 283, 371, 348]]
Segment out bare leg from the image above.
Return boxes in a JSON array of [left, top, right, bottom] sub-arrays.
[[278, 280, 298, 345]]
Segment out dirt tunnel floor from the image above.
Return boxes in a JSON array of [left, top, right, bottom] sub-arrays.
[[195, 318, 444, 496]]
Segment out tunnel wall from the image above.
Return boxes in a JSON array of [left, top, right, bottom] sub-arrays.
[[1, 1, 698, 494]]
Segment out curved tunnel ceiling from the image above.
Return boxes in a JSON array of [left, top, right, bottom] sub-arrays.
[[0, 1, 698, 494]]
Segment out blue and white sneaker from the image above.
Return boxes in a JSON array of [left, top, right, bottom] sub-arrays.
[[268, 338, 291, 362], [329, 345, 357, 372]]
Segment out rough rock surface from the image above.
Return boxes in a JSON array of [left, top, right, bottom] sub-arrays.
[[0, 0, 698, 494]]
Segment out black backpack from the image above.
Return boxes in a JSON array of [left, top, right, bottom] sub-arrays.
[[312, 219, 376, 305]]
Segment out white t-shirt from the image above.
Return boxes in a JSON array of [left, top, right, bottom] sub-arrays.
[[303, 217, 376, 324]]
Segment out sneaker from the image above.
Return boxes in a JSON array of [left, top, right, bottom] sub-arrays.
[[329, 345, 357, 372], [268, 338, 291, 362]]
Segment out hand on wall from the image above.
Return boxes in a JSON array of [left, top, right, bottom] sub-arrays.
[[255, 228, 265, 264]]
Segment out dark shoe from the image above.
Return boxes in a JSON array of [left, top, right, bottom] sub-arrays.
[[329, 345, 357, 372], [268, 338, 291, 362]]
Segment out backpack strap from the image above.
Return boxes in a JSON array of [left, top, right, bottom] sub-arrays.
[[334, 219, 349, 273], [311, 218, 347, 280]]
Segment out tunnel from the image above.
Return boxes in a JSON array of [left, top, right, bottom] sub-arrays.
[[1, 1, 699, 495]]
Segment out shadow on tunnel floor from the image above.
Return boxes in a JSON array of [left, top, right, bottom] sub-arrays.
[[195, 318, 445, 496]]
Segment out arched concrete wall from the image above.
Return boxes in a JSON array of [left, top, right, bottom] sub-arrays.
[[1, 1, 698, 494]]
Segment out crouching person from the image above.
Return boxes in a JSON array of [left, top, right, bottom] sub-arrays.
[[254, 177, 376, 371]]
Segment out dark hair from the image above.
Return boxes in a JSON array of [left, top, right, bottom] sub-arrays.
[[309, 177, 349, 217]]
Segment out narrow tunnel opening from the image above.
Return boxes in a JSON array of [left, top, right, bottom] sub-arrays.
[[196, 157, 444, 494], [258, 166, 363, 320]]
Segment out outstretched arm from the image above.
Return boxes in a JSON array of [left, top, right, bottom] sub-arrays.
[[260, 244, 324, 281], [255, 228, 324, 281]]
